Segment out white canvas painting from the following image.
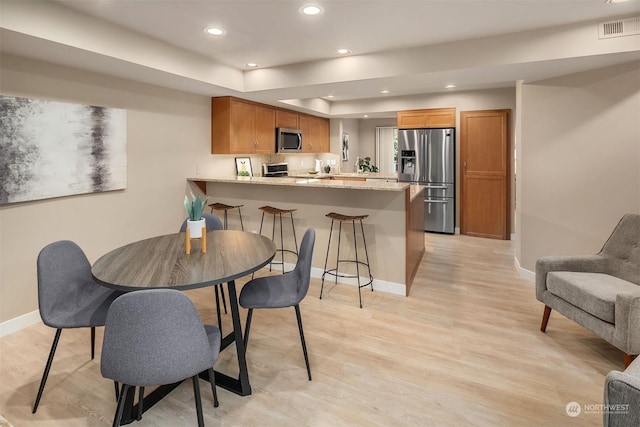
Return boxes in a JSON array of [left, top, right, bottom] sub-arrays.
[[0, 95, 127, 204]]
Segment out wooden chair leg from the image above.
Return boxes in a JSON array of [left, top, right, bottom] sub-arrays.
[[540, 306, 552, 332], [624, 353, 637, 368]]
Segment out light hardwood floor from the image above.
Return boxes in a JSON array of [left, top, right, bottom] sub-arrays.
[[0, 233, 622, 426]]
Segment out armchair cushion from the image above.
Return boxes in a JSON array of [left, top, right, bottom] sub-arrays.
[[547, 272, 640, 323], [604, 356, 640, 426]]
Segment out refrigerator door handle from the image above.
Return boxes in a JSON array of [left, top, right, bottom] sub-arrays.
[[424, 185, 448, 189], [425, 199, 448, 204]]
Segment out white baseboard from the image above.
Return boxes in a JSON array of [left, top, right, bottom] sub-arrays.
[[0, 310, 40, 338], [310, 266, 405, 296], [454, 227, 460, 235], [514, 257, 535, 282]]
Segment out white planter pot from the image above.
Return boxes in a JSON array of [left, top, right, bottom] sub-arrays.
[[187, 218, 206, 238]]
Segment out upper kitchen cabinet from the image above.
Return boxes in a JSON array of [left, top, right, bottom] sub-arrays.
[[275, 109, 299, 129], [397, 108, 456, 129], [299, 114, 330, 153], [211, 97, 276, 154]]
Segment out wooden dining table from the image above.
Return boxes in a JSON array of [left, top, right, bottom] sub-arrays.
[[91, 230, 276, 424]]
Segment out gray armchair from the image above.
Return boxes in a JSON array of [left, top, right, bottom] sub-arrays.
[[536, 214, 640, 367], [604, 356, 640, 426]]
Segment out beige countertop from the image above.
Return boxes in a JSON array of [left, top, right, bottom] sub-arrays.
[[188, 175, 422, 196], [286, 171, 398, 180]]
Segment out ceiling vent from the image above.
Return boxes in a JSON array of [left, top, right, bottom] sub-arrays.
[[599, 16, 640, 39]]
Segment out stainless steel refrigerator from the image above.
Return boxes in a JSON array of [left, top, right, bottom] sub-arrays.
[[398, 128, 455, 234]]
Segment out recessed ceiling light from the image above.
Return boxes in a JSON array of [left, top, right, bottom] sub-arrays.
[[335, 48, 352, 55], [363, 115, 369, 118], [204, 27, 226, 36], [300, 4, 324, 15], [445, 84, 456, 89], [326, 95, 335, 98], [245, 63, 259, 68], [605, 0, 628, 3], [380, 90, 390, 94]]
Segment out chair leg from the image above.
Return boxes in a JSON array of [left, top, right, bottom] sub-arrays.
[[112, 383, 130, 427], [208, 368, 219, 407], [192, 375, 204, 427], [243, 309, 253, 349], [624, 353, 637, 368], [279, 213, 285, 274], [137, 386, 144, 421], [540, 305, 552, 332], [294, 305, 312, 381], [33, 328, 62, 413], [320, 219, 335, 300], [91, 326, 96, 360], [353, 220, 363, 309], [114, 381, 119, 400]]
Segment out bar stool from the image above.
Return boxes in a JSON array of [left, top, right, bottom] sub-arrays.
[[320, 212, 374, 308], [258, 206, 299, 274], [209, 202, 244, 231]]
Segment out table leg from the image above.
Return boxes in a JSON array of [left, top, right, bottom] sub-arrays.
[[203, 280, 252, 396], [117, 381, 182, 425]]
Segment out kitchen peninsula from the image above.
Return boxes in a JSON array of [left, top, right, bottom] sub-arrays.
[[188, 176, 425, 296]]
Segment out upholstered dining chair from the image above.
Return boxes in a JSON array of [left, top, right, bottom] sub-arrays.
[[179, 213, 229, 329], [101, 289, 220, 427], [32, 240, 123, 413], [239, 228, 315, 381]]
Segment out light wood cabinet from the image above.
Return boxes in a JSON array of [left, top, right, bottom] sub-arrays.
[[300, 114, 330, 153], [211, 97, 275, 154], [397, 108, 456, 129], [275, 110, 299, 129]]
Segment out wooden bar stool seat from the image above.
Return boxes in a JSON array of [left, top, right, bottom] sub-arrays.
[[258, 205, 299, 274], [320, 212, 374, 308], [209, 202, 244, 231]]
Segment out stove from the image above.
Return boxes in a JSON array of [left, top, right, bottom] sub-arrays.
[[262, 162, 288, 177]]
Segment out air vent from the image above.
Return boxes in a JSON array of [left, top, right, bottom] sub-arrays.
[[599, 16, 640, 39]]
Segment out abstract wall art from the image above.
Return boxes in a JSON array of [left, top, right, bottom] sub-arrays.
[[0, 95, 127, 205]]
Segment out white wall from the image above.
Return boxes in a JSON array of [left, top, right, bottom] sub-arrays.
[[518, 60, 640, 271], [0, 54, 214, 324]]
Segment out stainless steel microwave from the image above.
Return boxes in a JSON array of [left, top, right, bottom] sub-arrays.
[[276, 128, 303, 152]]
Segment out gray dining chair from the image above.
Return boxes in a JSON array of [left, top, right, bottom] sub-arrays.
[[101, 289, 220, 427], [239, 228, 315, 381], [179, 213, 229, 329], [32, 240, 123, 413]]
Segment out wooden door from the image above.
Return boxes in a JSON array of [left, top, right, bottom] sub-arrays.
[[460, 110, 510, 240]]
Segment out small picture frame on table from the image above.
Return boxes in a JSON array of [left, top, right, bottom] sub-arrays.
[[235, 157, 253, 177]]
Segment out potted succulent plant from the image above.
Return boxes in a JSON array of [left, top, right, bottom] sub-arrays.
[[184, 193, 208, 238]]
